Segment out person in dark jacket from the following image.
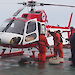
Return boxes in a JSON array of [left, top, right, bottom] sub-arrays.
[[69, 33, 75, 65]]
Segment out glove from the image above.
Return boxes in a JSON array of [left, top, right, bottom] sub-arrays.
[[57, 43, 60, 46], [47, 46, 50, 49]]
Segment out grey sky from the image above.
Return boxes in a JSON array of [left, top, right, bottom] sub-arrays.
[[0, 0, 75, 27]]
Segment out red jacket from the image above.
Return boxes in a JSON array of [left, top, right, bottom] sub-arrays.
[[38, 34, 49, 53], [53, 32, 61, 46], [39, 34, 49, 47]]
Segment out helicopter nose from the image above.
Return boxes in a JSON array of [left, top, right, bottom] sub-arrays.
[[0, 32, 23, 44]]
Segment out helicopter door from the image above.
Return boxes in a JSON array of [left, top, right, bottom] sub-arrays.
[[23, 19, 39, 44]]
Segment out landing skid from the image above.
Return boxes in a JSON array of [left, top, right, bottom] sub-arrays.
[[0, 48, 24, 58]]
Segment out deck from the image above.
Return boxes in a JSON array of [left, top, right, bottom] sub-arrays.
[[0, 48, 75, 75]]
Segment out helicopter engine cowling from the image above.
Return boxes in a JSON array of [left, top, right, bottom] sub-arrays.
[[0, 32, 23, 45]]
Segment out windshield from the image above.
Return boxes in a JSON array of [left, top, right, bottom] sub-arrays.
[[1, 18, 26, 35], [26, 21, 36, 34]]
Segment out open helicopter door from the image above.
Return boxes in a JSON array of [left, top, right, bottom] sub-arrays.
[[23, 19, 39, 44]]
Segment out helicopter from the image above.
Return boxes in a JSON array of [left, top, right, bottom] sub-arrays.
[[0, 0, 75, 57]]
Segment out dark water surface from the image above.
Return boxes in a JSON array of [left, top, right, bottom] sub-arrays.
[[0, 48, 75, 75]]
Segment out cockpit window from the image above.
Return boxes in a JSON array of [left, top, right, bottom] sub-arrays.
[[26, 21, 36, 34], [0, 18, 25, 35], [6, 20, 25, 35]]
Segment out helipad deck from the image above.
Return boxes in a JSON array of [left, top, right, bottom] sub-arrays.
[[0, 48, 75, 75]]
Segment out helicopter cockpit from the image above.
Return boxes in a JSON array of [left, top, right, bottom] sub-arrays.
[[0, 18, 39, 45], [6, 19, 25, 35], [1, 18, 26, 35]]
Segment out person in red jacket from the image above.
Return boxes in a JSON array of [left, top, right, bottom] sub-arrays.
[[48, 31, 64, 64], [55, 30, 64, 59], [38, 34, 50, 62]]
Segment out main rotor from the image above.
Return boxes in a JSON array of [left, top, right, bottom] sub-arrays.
[[18, 0, 75, 8], [18, 0, 75, 13]]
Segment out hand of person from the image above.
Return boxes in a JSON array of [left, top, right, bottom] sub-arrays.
[[47, 46, 50, 49]]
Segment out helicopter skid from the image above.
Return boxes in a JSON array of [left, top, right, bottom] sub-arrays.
[[0, 51, 24, 58]]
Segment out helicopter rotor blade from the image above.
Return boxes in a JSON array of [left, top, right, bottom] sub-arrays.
[[40, 3, 75, 8], [2, 20, 14, 32], [2, 8, 24, 32], [18, 2, 27, 6], [18, 1, 75, 8], [13, 7, 24, 16]]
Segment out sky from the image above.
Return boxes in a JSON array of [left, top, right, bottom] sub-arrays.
[[0, 0, 75, 27]]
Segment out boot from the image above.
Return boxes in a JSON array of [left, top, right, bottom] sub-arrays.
[[49, 57, 60, 65], [58, 57, 64, 63]]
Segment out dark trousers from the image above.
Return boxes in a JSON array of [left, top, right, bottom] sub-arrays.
[[71, 47, 75, 64]]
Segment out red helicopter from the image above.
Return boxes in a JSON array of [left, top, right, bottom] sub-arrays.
[[0, 0, 75, 57]]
